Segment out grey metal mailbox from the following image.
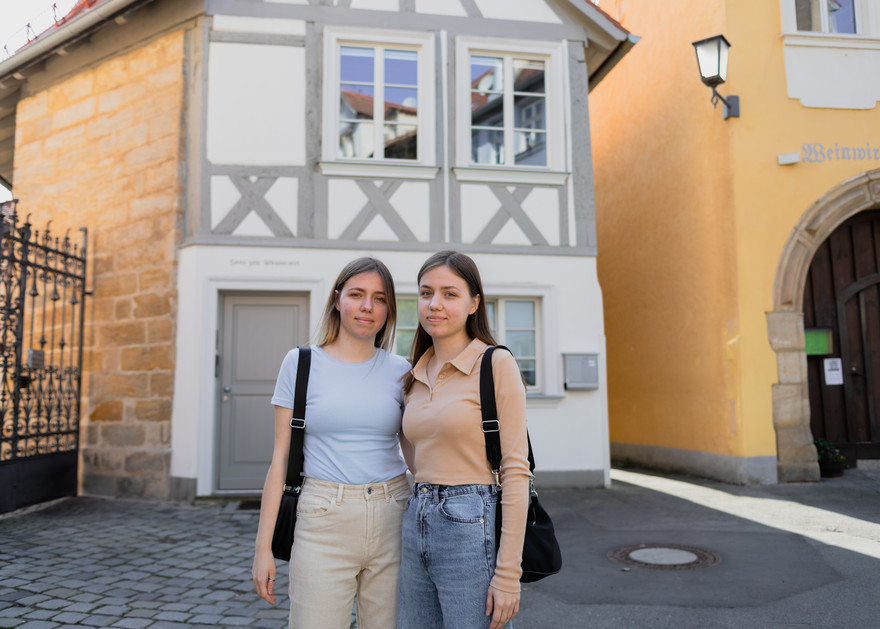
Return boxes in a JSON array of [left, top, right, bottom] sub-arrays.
[[563, 353, 599, 390]]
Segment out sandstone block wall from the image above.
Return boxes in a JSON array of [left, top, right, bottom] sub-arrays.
[[12, 31, 186, 499]]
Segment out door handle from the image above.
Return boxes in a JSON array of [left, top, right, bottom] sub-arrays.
[[223, 386, 232, 392], [850, 366, 865, 378]]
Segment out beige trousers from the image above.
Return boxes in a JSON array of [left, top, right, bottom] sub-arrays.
[[288, 474, 410, 629]]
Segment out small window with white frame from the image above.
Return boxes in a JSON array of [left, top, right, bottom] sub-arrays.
[[394, 298, 418, 358], [323, 28, 435, 165], [393, 296, 542, 390], [486, 298, 540, 388], [795, 0, 859, 34], [456, 38, 564, 173]]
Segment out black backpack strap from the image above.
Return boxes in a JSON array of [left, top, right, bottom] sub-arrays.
[[480, 345, 536, 486], [283, 347, 311, 490]]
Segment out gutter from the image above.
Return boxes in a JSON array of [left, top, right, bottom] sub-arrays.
[[0, 0, 147, 83], [588, 33, 639, 91]]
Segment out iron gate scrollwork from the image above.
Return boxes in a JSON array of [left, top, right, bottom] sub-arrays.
[[0, 201, 88, 514]]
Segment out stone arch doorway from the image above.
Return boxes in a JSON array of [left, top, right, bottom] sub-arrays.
[[769, 169, 880, 482]]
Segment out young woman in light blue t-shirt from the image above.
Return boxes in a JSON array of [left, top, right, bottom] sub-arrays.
[[252, 257, 411, 629]]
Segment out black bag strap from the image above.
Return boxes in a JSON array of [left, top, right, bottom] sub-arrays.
[[480, 345, 536, 480], [283, 347, 311, 490]]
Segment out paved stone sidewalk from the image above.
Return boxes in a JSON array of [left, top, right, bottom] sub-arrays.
[[0, 497, 287, 629]]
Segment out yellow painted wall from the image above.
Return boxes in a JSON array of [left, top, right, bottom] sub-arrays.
[[591, 1, 742, 456], [725, 2, 880, 456], [12, 31, 186, 498], [592, 0, 880, 468]]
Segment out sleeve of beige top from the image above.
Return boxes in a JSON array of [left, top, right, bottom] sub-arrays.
[[399, 431, 416, 475], [488, 349, 531, 593]]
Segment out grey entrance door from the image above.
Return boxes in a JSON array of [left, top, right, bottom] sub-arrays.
[[217, 293, 309, 491]]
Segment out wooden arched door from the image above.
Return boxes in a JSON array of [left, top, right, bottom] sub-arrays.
[[804, 209, 880, 462]]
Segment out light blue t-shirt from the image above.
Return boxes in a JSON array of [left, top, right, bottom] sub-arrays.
[[271, 345, 411, 485]]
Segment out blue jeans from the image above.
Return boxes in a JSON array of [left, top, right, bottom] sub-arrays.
[[397, 483, 512, 629]]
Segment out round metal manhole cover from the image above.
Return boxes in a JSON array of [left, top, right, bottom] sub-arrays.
[[607, 543, 722, 570]]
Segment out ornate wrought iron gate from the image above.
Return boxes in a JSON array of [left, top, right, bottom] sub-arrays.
[[0, 203, 88, 513]]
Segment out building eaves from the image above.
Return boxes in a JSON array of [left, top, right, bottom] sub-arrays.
[[0, 0, 151, 86], [566, 0, 639, 89]]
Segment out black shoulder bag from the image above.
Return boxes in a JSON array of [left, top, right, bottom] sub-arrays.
[[271, 347, 311, 561], [481, 345, 562, 582]]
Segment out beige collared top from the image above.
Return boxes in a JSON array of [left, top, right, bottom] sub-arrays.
[[402, 338, 531, 593]]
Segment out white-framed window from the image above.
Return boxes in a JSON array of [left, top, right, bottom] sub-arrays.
[[486, 298, 540, 389], [322, 28, 435, 165], [455, 37, 565, 173], [393, 296, 542, 390], [780, 0, 880, 109], [394, 298, 419, 358], [795, 0, 858, 34], [782, 0, 879, 37]]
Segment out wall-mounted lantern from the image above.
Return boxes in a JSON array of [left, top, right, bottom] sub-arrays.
[[691, 35, 739, 120]]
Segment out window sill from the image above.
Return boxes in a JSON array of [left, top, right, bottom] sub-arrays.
[[453, 167, 569, 186], [526, 393, 566, 405], [781, 32, 880, 50], [319, 162, 440, 180]]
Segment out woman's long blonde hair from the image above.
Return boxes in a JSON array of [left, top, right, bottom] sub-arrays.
[[315, 257, 398, 351]]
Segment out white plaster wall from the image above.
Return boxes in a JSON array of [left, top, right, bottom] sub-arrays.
[[521, 187, 561, 246], [415, 0, 468, 17], [350, 0, 400, 12], [474, 0, 562, 23], [206, 43, 306, 165], [389, 182, 431, 241], [460, 183, 562, 246], [326, 179, 431, 242], [783, 38, 880, 109], [212, 15, 306, 35], [172, 247, 609, 494], [327, 180, 368, 239]]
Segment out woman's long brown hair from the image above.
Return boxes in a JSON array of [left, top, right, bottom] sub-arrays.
[[403, 251, 496, 394]]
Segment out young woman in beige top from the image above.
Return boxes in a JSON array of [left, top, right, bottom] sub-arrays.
[[397, 251, 530, 629]]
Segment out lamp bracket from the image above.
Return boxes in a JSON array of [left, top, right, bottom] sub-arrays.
[[710, 87, 739, 119]]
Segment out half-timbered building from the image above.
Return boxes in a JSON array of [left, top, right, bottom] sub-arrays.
[[0, 0, 635, 504]]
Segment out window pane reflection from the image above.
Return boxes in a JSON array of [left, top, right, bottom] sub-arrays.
[[384, 124, 417, 160], [514, 130, 546, 166], [385, 87, 418, 113], [472, 129, 504, 165], [515, 95, 545, 130], [340, 84, 374, 121], [471, 56, 503, 91], [340, 46, 374, 82], [398, 299, 418, 327], [395, 329, 415, 357], [385, 49, 418, 86], [828, 0, 856, 34], [471, 91, 503, 123], [506, 301, 534, 328], [795, 0, 857, 33], [338, 121, 374, 159], [517, 359, 536, 386], [507, 330, 535, 357], [394, 298, 418, 357], [514, 59, 544, 93]]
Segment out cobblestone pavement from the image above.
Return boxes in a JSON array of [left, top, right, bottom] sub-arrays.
[[3, 469, 879, 629], [0, 497, 287, 629]]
